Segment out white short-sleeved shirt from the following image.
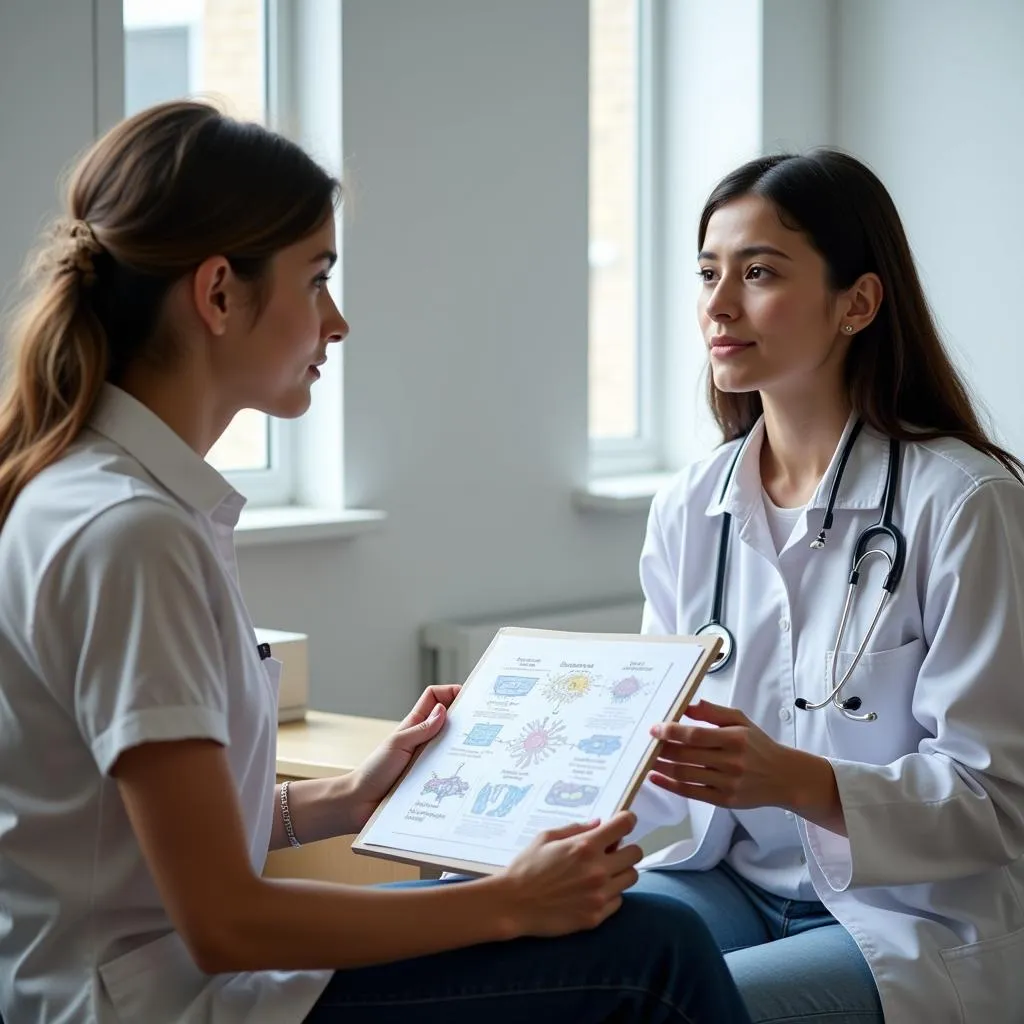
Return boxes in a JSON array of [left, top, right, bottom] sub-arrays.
[[0, 385, 331, 1023]]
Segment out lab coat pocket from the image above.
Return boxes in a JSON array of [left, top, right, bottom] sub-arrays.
[[824, 638, 925, 764], [940, 925, 1024, 1024], [98, 930, 207, 1021]]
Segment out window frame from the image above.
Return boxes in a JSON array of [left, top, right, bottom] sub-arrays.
[[119, 0, 300, 507], [588, 0, 665, 479], [217, 0, 298, 506]]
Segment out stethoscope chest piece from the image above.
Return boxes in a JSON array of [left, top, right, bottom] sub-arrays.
[[695, 620, 735, 674]]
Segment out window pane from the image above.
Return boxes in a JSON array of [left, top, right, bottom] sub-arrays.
[[206, 409, 270, 472], [588, 0, 639, 441], [123, 0, 270, 472]]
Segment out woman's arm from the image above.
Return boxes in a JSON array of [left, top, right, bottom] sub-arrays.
[[267, 774, 357, 850], [267, 683, 462, 850], [114, 738, 640, 974]]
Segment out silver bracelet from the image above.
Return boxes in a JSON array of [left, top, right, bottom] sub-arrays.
[[280, 781, 301, 848]]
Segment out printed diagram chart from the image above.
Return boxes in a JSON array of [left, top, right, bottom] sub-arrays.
[[543, 669, 597, 711], [354, 627, 713, 878], [506, 717, 569, 768], [421, 764, 470, 804]]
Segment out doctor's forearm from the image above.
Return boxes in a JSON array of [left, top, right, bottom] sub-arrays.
[[784, 749, 847, 837]]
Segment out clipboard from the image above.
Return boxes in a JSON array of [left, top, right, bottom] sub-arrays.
[[352, 627, 722, 877]]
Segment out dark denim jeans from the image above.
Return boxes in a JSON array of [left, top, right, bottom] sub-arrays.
[[303, 879, 753, 1023], [633, 866, 883, 1023]]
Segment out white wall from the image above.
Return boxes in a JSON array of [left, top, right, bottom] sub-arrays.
[[237, 0, 650, 718], [835, 0, 1024, 456], [661, 0, 836, 469], [0, 1, 98, 310]]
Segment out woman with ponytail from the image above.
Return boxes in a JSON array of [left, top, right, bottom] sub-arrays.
[[0, 102, 753, 1024]]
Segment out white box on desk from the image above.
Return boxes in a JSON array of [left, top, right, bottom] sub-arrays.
[[254, 628, 309, 723]]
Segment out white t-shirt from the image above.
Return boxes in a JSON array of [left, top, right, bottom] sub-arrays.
[[761, 487, 804, 555], [0, 385, 331, 1023], [720, 488, 816, 900]]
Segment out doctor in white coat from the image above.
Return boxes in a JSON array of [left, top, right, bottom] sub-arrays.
[[627, 150, 1024, 1024]]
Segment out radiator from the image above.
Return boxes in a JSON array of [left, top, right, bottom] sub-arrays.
[[420, 596, 644, 687]]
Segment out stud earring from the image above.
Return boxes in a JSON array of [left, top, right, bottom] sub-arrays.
[[844, 324, 854, 334]]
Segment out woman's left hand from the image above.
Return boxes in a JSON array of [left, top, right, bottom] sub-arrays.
[[648, 700, 808, 811], [344, 684, 461, 832]]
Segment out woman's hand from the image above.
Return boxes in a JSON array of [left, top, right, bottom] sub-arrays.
[[343, 684, 461, 833], [648, 700, 846, 832], [499, 812, 643, 937]]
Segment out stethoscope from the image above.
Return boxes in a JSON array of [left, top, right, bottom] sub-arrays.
[[695, 420, 906, 722]]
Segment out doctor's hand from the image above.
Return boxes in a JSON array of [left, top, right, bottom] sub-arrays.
[[499, 811, 643, 937], [648, 700, 844, 828], [343, 684, 461, 833]]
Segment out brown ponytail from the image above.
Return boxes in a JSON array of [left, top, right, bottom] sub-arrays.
[[0, 221, 108, 525], [0, 100, 340, 527]]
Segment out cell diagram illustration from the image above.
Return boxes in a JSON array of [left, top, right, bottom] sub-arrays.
[[471, 782, 532, 818], [506, 717, 569, 769], [576, 734, 623, 756], [493, 675, 538, 697], [543, 669, 597, 711], [421, 763, 471, 804], [463, 723, 503, 747], [545, 781, 600, 809], [608, 675, 652, 704]]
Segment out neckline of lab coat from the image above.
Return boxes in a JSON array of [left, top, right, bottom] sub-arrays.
[[703, 412, 891, 524]]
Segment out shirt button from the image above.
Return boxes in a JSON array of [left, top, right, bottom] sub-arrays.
[[779, 706, 793, 723], [778, 616, 791, 632]]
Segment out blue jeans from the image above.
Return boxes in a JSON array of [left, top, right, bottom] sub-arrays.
[[304, 879, 753, 1022], [632, 865, 884, 1023]]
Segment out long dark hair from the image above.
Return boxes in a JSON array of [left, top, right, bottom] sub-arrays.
[[0, 100, 341, 526], [699, 150, 1024, 480]]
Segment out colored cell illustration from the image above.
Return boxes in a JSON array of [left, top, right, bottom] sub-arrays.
[[421, 764, 471, 804], [576, 734, 623, 756], [507, 717, 569, 769], [464, 723, 503, 747], [471, 782, 532, 818], [545, 781, 600, 809], [494, 675, 538, 697], [544, 670, 596, 711], [609, 675, 650, 703]]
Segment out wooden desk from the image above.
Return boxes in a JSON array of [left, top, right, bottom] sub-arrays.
[[263, 711, 420, 886]]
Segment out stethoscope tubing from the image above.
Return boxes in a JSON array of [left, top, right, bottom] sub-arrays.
[[696, 423, 906, 723]]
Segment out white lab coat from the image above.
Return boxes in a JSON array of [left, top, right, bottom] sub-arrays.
[[631, 414, 1024, 1024]]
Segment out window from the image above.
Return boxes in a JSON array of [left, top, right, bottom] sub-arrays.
[[123, 0, 294, 504], [588, 0, 660, 475]]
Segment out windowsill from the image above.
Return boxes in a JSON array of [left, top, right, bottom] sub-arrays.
[[235, 506, 387, 547], [572, 471, 676, 513]]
